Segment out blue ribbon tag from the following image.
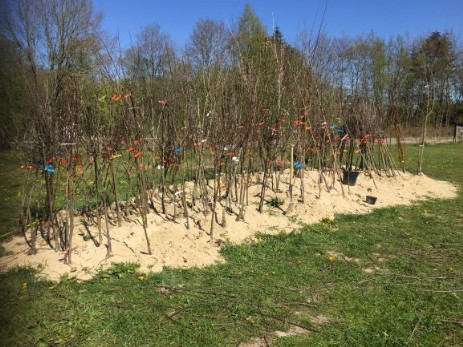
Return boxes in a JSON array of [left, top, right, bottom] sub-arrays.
[[44, 164, 55, 173]]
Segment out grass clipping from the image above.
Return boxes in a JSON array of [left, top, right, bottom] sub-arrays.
[[0, 170, 457, 281]]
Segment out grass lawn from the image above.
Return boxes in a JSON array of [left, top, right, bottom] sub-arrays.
[[0, 143, 462, 346]]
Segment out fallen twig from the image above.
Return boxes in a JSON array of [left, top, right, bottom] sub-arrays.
[[441, 319, 463, 326], [419, 289, 463, 293], [408, 313, 423, 342], [253, 309, 318, 332]]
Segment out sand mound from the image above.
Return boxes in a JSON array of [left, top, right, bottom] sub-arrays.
[[0, 170, 457, 281]]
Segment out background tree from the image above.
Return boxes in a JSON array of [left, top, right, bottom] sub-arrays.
[[0, 37, 31, 148]]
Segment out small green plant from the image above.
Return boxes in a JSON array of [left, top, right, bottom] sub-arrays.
[[98, 262, 140, 279], [287, 214, 299, 223], [321, 216, 336, 226], [264, 197, 284, 208]]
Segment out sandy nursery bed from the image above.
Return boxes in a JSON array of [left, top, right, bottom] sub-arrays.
[[0, 169, 458, 282]]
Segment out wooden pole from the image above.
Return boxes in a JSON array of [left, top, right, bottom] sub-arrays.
[[289, 144, 294, 203]]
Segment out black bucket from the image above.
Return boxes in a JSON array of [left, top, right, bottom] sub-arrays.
[[366, 195, 377, 205], [342, 170, 360, 186]]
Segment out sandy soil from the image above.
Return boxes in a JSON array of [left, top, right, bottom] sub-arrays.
[[0, 169, 457, 281]]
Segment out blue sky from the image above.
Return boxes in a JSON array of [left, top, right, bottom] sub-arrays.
[[93, 0, 463, 48]]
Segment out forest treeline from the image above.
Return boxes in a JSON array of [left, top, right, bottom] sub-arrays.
[[0, 0, 462, 151]]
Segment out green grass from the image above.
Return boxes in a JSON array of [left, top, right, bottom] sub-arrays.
[[402, 142, 463, 182], [0, 143, 462, 346]]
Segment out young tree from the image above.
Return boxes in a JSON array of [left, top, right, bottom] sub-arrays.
[[410, 32, 456, 172]]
